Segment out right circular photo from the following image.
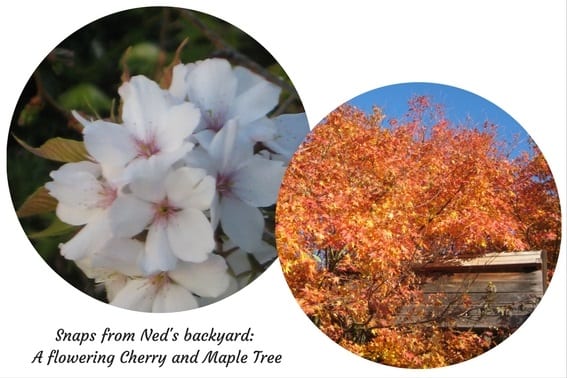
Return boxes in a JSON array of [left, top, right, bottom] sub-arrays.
[[275, 82, 561, 368]]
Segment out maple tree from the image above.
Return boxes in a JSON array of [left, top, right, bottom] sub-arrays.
[[276, 97, 561, 368], [511, 143, 562, 280]]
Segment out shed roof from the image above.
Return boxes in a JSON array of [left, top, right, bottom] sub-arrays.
[[399, 250, 546, 330], [415, 250, 544, 273]]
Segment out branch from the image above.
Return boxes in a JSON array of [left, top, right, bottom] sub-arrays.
[[180, 10, 298, 98], [33, 71, 69, 117]]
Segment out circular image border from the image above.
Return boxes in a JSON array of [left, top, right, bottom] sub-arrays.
[[276, 82, 561, 368], [8, 6, 308, 313]]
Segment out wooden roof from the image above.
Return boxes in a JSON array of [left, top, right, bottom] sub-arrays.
[[415, 250, 544, 273], [399, 251, 546, 330]]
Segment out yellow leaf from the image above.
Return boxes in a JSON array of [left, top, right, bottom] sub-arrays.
[[16, 186, 57, 218], [14, 135, 89, 163]]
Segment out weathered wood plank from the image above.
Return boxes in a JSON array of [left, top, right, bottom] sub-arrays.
[[415, 250, 543, 273], [402, 251, 546, 330], [421, 271, 544, 294], [420, 292, 542, 304], [397, 300, 539, 330], [443, 314, 531, 330]]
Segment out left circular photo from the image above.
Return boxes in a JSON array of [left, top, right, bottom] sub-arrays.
[[7, 6, 308, 313]]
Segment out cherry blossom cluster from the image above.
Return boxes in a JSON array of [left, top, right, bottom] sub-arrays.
[[45, 58, 308, 312]]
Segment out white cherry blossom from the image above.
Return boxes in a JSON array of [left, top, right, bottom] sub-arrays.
[[39, 56, 309, 312], [263, 112, 310, 161], [109, 166, 215, 274], [74, 75, 200, 183], [45, 161, 119, 260], [78, 239, 231, 312], [186, 121, 285, 252], [169, 58, 281, 149]]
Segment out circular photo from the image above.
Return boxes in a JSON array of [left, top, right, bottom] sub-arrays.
[[8, 7, 308, 313], [276, 83, 561, 368]]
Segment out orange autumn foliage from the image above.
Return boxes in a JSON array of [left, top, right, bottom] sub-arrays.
[[276, 98, 561, 368]]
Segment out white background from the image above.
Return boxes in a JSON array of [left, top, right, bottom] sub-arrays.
[[1, 1, 565, 377]]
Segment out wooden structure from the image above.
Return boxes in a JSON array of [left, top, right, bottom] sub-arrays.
[[403, 251, 546, 330]]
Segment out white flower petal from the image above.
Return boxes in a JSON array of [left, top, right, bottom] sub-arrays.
[[104, 275, 129, 302], [119, 75, 168, 140], [165, 166, 206, 198], [231, 156, 285, 207], [187, 58, 237, 130], [100, 165, 128, 185], [157, 102, 200, 151], [168, 255, 230, 298], [197, 275, 239, 307], [108, 195, 153, 238], [144, 223, 179, 274], [46, 162, 103, 210], [264, 113, 309, 158], [207, 119, 237, 170], [220, 196, 264, 251], [192, 129, 216, 150], [83, 120, 137, 168], [166, 167, 215, 210], [238, 117, 277, 145], [184, 146, 217, 175], [209, 192, 221, 230], [225, 248, 253, 276], [91, 238, 144, 276], [208, 120, 251, 172], [111, 278, 155, 312], [229, 79, 280, 125], [152, 283, 199, 312], [72, 110, 93, 128], [233, 66, 264, 94], [250, 240, 277, 265], [55, 202, 97, 226], [169, 63, 189, 100], [46, 173, 99, 208], [59, 211, 111, 260], [124, 145, 191, 184], [128, 174, 167, 203], [73, 256, 98, 280], [186, 175, 215, 210], [49, 159, 101, 177], [166, 208, 214, 263]]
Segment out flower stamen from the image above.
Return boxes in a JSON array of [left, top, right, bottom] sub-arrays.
[[97, 183, 117, 208], [135, 134, 161, 159], [152, 198, 180, 224], [149, 272, 171, 290], [204, 109, 225, 132], [216, 173, 233, 197]]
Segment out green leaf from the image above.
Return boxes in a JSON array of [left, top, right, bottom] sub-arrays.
[[13, 135, 89, 163], [16, 186, 57, 218], [58, 83, 112, 113], [17, 100, 43, 126], [123, 42, 161, 77], [28, 218, 78, 239]]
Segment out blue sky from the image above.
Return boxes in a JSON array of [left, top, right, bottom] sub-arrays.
[[347, 83, 533, 158]]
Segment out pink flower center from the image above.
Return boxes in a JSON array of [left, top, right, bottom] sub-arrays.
[[135, 134, 160, 159], [152, 198, 180, 224], [204, 110, 225, 132], [149, 272, 171, 290], [216, 173, 233, 197], [97, 183, 118, 208]]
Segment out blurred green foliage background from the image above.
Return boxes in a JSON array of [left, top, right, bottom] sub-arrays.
[[7, 6, 303, 301]]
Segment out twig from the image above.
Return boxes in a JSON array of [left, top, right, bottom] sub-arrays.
[[180, 10, 298, 98], [272, 93, 299, 117], [33, 71, 69, 117]]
